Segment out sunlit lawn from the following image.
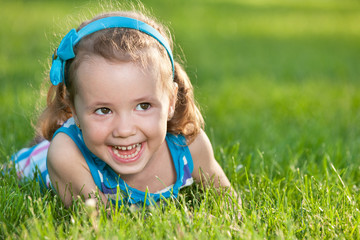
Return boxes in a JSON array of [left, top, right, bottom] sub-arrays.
[[1, 0, 360, 238]]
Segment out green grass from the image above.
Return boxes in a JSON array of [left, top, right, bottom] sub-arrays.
[[1, 0, 360, 238]]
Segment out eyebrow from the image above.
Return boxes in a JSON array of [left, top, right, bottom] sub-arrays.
[[85, 101, 113, 110], [85, 96, 160, 110], [132, 96, 158, 103]]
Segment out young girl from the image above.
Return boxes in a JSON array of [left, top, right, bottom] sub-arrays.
[[13, 9, 240, 208]]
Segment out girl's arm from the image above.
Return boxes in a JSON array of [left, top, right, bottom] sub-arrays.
[[47, 132, 107, 207], [189, 130, 241, 205]]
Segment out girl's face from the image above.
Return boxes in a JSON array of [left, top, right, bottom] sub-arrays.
[[72, 55, 176, 178]]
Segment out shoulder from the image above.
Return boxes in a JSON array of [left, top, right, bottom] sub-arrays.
[[47, 132, 98, 206], [188, 130, 231, 187], [47, 132, 86, 171], [188, 129, 214, 162], [188, 129, 215, 179]]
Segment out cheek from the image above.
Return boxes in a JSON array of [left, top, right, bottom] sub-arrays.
[[142, 111, 168, 133], [81, 123, 108, 145]]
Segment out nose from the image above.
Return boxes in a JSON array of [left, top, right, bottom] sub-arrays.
[[112, 113, 136, 138]]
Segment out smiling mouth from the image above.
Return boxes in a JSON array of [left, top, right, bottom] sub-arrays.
[[112, 143, 142, 159]]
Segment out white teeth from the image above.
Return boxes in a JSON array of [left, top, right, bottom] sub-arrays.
[[114, 144, 139, 150], [112, 143, 142, 159]]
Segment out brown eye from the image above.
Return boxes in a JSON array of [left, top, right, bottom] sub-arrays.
[[136, 103, 151, 111], [95, 107, 112, 115]]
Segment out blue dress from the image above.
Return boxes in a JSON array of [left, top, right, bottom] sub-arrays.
[[13, 117, 194, 205]]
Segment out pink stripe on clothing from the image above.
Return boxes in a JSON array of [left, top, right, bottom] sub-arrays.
[[22, 141, 50, 170], [30, 141, 50, 157]]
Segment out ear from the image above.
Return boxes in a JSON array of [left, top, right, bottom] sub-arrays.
[[168, 82, 178, 121], [70, 105, 81, 128], [67, 97, 80, 125], [170, 82, 178, 107], [72, 111, 79, 126]]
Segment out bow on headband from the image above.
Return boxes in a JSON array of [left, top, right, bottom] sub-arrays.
[[50, 29, 78, 85], [49, 16, 175, 86]]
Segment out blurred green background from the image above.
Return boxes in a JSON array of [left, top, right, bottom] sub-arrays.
[[1, 0, 360, 238], [1, 0, 360, 178]]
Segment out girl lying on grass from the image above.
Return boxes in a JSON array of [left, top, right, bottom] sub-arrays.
[[12, 7, 241, 211]]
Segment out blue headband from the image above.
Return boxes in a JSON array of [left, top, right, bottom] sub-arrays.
[[49, 16, 175, 85]]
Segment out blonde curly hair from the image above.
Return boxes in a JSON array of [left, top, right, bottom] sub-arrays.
[[36, 10, 204, 144]]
